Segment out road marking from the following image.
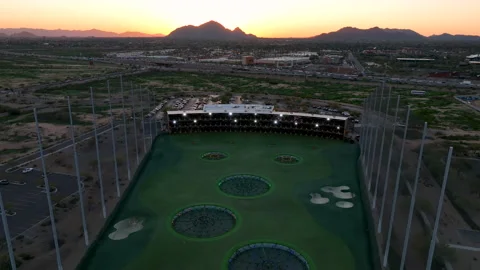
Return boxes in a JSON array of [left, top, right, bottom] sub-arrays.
[[11, 203, 30, 209], [16, 198, 38, 203], [22, 191, 43, 196], [447, 244, 480, 251]]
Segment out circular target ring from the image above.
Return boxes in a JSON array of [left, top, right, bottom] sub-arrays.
[[228, 242, 310, 270], [171, 205, 237, 239], [218, 174, 271, 198]]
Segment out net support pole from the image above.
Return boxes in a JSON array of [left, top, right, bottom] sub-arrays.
[[400, 122, 428, 270], [67, 96, 89, 245], [107, 81, 121, 198], [362, 96, 372, 165], [90, 87, 107, 218], [153, 93, 158, 137], [368, 86, 385, 191], [364, 90, 377, 175], [147, 90, 153, 147], [372, 86, 392, 209], [0, 190, 17, 270], [120, 76, 132, 181], [139, 88, 147, 154], [130, 82, 140, 166], [426, 147, 453, 270], [383, 105, 411, 268], [34, 108, 63, 270], [359, 98, 368, 156], [377, 95, 401, 233]]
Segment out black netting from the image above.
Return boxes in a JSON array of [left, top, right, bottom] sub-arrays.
[[219, 175, 271, 197], [171, 205, 236, 238], [228, 243, 310, 270]]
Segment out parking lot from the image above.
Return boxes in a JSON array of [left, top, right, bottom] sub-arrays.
[[0, 168, 78, 237]]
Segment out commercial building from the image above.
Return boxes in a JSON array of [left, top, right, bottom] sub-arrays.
[[198, 58, 241, 64], [167, 104, 348, 140], [242, 56, 255, 65], [466, 54, 480, 64], [255, 56, 311, 67]]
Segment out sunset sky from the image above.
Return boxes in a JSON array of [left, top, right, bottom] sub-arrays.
[[1, 0, 479, 37]]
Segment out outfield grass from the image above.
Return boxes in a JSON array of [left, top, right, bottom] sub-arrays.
[[78, 133, 374, 270]]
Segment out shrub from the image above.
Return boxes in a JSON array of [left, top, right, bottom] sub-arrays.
[[18, 253, 35, 261]]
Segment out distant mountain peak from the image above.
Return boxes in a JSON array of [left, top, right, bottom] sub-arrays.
[[0, 28, 164, 38], [167, 21, 256, 40], [203, 20, 223, 26], [313, 26, 425, 41]]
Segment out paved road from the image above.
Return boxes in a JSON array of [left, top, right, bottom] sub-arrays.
[[0, 169, 78, 238]]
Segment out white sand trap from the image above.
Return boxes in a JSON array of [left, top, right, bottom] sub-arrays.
[[321, 186, 355, 200], [336, 201, 354, 209], [108, 217, 144, 241], [309, 193, 330, 204]]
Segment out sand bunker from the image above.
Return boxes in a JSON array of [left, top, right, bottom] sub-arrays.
[[336, 201, 354, 209], [321, 186, 355, 199], [309, 193, 330, 204], [108, 217, 144, 240]]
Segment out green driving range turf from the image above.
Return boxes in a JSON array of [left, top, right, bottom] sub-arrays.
[[78, 133, 375, 270]]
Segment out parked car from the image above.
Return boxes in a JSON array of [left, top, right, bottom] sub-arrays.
[[22, 168, 33, 174], [0, 179, 9, 185]]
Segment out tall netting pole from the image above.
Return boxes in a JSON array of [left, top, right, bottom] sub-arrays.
[[107, 80, 121, 197], [368, 85, 385, 191], [0, 190, 17, 270], [130, 82, 140, 166], [120, 76, 132, 181], [383, 105, 411, 268], [378, 95, 401, 233], [426, 147, 454, 270], [147, 90, 153, 147], [139, 87, 147, 154], [153, 93, 158, 137], [90, 87, 107, 218], [362, 96, 372, 165], [33, 108, 63, 270], [400, 122, 428, 270], [364, 88, 378, 179], [67, 96, 89, 245], [360, 97, 368, 160], [372, 86, 392, 209]]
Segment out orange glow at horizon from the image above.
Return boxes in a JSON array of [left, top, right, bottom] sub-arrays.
[[1, 0, 479, 37]]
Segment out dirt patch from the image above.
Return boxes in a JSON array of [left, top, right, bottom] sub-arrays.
[[257, 82, 301, 90], [473, 100, 480, 109]]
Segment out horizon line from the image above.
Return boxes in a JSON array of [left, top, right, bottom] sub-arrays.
[[1, 23, 480, 38]]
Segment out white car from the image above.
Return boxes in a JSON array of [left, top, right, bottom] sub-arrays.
[[22, 168, 33, 174]]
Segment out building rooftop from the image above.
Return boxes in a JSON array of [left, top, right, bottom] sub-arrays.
[[257, 57, 311, 62], [167, 104, 348, 120], [396, 58, 435, 61]]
